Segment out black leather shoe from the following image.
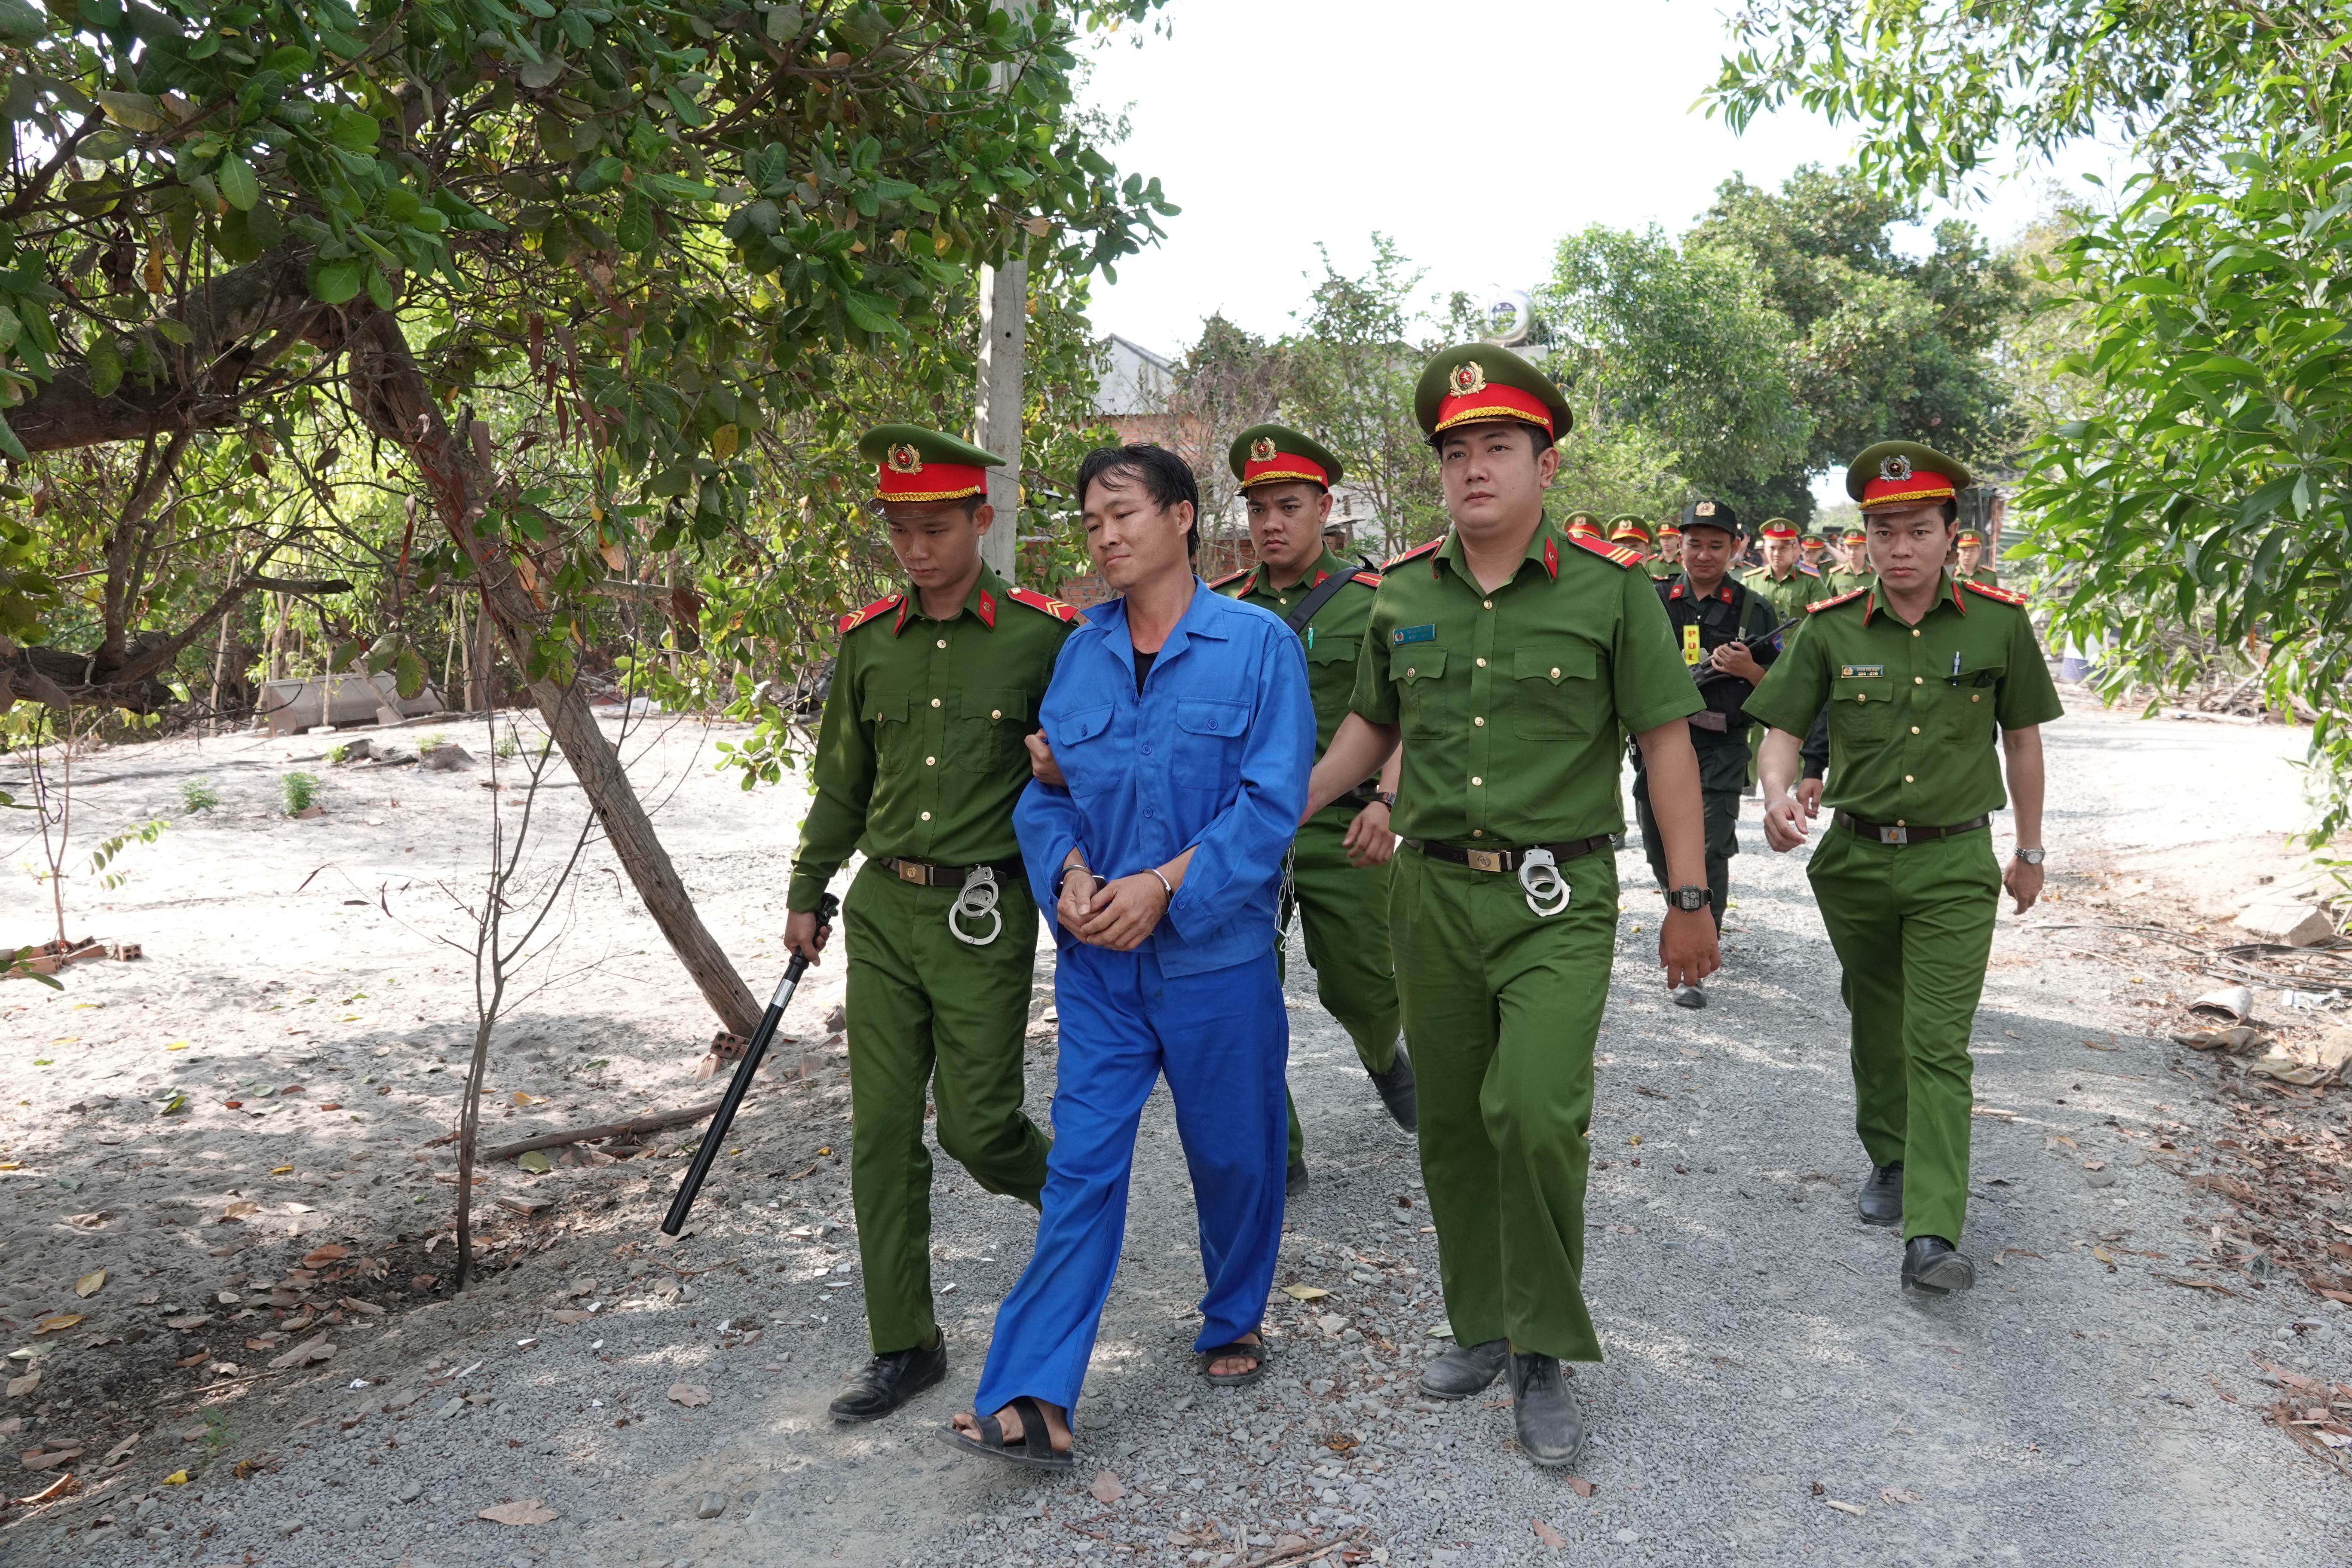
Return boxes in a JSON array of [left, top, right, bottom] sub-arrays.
[[1858, 1162, 1903, 1227], [1901, 1236, 1976, 1296], [1507, 1352, 1584, 1469], [1673, 983, 1706, 1010], [828, 1338, 947, 1422], [1367, 1047, 1418, 1133], [1286, 1155, 1309, 1199], [1418, 1337, 1509, 1400]]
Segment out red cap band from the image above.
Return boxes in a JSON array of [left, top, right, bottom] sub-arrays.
[[1433, 382, 1554, 437], [1239, 450, 1331, 490], [876, 461, 987, 503], [1859, 470, 1958, 511]]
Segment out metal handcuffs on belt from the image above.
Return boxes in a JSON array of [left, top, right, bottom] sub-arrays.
[[1517, 847, 1571, 918], [949, 864, 1004, 946]]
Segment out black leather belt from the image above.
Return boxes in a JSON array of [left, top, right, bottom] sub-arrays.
[[1406, 836, 1609, 873], [873, 856, 1026, 887], [1836, 812, 1991, 846]]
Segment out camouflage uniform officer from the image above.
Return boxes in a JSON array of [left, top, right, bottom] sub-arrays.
[[1302, 345, 1719, 1469], [1632, 498, 1780, 1009], [1212, 424, 1415, 1193], [787, 425, 1073, 1420], [1747, 441, 2062, 1297]]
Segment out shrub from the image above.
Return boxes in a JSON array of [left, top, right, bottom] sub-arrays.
[[179, 777, 219, 814], [282, 772, 321, 815]]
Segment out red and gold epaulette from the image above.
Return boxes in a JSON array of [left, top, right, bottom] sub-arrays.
[[1349, 569, 1382, 588], [1960, 579, 2029, 607], [1565, 532, 1643, 569], [1008, 586, 1080, 623], [838, 594, 903, 635], [1206, 567, 1253, 590], [1805, 586, 1869, 614], [1383, 538, 1444, 568]]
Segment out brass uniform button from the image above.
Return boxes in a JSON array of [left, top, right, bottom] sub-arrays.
[[1550, 666, 1561, 678], [1482, 599, 1494, 609], [1474, 717, 1485, 727], [1904, 775, 1914, 783], [991, 708, 1003, 719], [931, 697, 943, 707], [937, 638, 947, 649], [921, 811, 932, 821], [1910, 726, 1920, 735], [1471, 776, 1482, 786], [925, 756, 937, 766], [1476, 657, 1487, 668], [1913, 677, 1923, 685]]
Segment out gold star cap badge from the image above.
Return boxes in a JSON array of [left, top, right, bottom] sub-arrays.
[[887, 443, 924, 475], [1249, 436, 1277, 462], [1449, 361, 1488, 398]]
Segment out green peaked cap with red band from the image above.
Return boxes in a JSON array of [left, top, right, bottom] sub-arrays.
[[1228, 423, 1343, 490], [1413, 343, 1574, 442], [1846, 440, 1974, 512], [857, 423, 1002, 504]]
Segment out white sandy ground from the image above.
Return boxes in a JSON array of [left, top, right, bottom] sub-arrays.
[[0, 697, 2347, 1568]]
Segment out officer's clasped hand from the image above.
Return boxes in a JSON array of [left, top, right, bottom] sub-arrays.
[[1025, 731, 1066, 788]]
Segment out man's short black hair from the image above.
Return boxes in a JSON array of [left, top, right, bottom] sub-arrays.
[[1077, 444, 1201, 560], [1429, 420, 1554, 458]]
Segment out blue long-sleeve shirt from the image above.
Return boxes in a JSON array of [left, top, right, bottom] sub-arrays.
[[1014, 580, 1313, 979]]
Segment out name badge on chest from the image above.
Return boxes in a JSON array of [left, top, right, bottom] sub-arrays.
[[1392, 624, 1437, 646], [1839, 664, 1885, 679]]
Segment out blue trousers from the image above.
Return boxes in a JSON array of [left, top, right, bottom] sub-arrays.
[[972, 944, 1288, 1418]]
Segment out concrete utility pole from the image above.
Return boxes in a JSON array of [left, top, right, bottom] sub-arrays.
[[975, 257, 1024, 583], [974, 0, 1033, 585]]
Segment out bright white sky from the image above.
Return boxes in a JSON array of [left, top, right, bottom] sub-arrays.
[[1077, 0, 2110, 356]]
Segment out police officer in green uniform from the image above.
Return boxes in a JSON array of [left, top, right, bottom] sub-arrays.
[[1956, 528, 2000, 585], [1632, 498, 1779, 1009], [1608, 514, 1653, 565], [786, 425, 1075, 1419], [1742, 517, 1825, 619], [1211, 424, 1415, 1194], [1303, 345, 1719, 1469], [1825, 527, 1873, 594], [1648, 520, 1683, 582], [1746, 441, 2061, 1297], [1799, 528, 1833, 578]]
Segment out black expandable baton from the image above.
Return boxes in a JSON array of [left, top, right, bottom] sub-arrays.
[[660, 891, 838, 1236]]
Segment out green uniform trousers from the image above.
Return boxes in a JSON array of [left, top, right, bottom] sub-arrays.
[[1390, 842, 1618, 1363], [842, 861, 1053, 1354], [1281, 807, 1403, 1164], [1805, 826, 2001, 1245], [1632, 734, 1746, 930]]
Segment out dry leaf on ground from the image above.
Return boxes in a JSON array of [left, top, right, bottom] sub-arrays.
[[1565, 1477, 1596, 1498], [666, 1383, 711, 1407], [32, 1315, 83, 1335], [5, 1372, 38, 1399], [479, 1499, 558, 1525], [1880, 1487, 1924, 1504], [1532, 1516, 1566, 1547], [72, 1271, 104, 1298], [300, 1243, 351, 1267], [1279, 1284, 1329, 1302], [1089, 1469, 1124, 1504], [267, 1338, 336, 1369]]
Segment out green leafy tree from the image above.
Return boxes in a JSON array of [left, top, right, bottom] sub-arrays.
[[1687, 168, 2019, 518], [0, 0, 1173, 1035], [1540, 223, 1810, 517]]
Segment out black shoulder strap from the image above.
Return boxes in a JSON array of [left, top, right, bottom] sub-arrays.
[[1283, 570, 1358, 635]]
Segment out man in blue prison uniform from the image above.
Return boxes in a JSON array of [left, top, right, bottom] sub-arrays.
[[940, 444, 1313, 1467]]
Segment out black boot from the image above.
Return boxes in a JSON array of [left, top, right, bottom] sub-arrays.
[[1858, 1162, 1903, 1227], [1507, 1351, 1584, 1469], [828, 1337, 948, 1422], [1367, 1046, 1418, 1133], [1418, 1337, 1509, 1400], [1900, 1236, 1975, 1296], [1286, 1154, 1309, 1199]]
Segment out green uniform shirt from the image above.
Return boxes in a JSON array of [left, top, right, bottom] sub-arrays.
[[1350, 514, 1700, 845], [1646, 559, 1677, 581], [787, 567, 1075, 911], [1213, 548, 1381, 760], [1744, 575, 2065, 826], [1824, 568, 1874, 597], [1741, 563, 1829, 621], [1963, 566, 2000, 586]]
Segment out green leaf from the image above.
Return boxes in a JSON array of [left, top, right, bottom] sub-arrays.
[[216, 154, 260, 211], [575, 156, 626, 195], [86, 335, 124, 398], [93, 90, 167, 132], [330, 109, 381, 152], [363, 262, 398, 311], [394, 646, 427, 701], [617, 191, 653, 253], [0, 412, 25, 466], [0, 0, 48, 45], [151, 318, 193, 346], [310, 257, 365, 305]]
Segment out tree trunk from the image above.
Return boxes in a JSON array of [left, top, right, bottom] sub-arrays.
[[340, 310, 758, 1038], [467, 594, 496, 713]]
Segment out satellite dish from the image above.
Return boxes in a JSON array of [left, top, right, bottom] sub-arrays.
[[1484, 289, 1535, 346]]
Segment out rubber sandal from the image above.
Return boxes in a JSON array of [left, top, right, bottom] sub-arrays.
[[1197, 1339, 1270, 1387], [936, 1395, 1074, 1471]]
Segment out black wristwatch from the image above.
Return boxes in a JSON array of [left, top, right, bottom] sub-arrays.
[[1666, 885, 1711, 913], [1373, 791, 1397, 808]]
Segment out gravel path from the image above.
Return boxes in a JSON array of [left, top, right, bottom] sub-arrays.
[[6, 699, 2349, 1567]]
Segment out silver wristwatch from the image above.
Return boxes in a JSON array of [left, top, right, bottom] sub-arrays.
[[2014, 847, 2046, 865]]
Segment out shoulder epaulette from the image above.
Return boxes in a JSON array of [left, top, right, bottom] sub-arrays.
[[838, 594, 903, 635], [1960, 579, 2029, 607], [1348, 569, 1382, 588], [1799, 562, 1822, 577], [1805, 586, 1868, 614], [1565, 532, 1643, 569], [1382, 538, 1444, 568], [1008, 586, 1080, 623], [1206, 567, 1253, 591]]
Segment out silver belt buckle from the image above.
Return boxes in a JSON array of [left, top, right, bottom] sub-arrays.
[[1466, 848, 1504, 874], [1877, 824, 1908, 845], [896, 858, 931, 884]]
